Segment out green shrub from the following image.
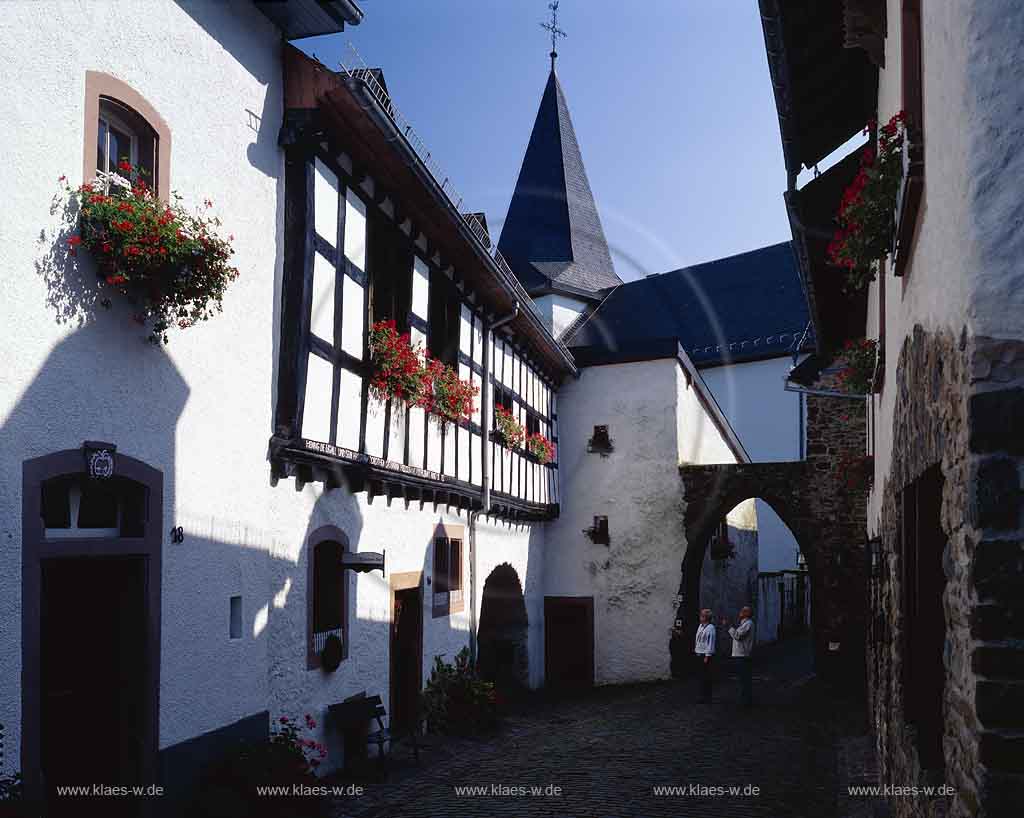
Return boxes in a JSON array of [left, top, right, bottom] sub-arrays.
[[421, 647, 498, 735]]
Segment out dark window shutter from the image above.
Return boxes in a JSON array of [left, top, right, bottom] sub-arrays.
[[449, 539, 462, 591], [314, 541, 343, 633]]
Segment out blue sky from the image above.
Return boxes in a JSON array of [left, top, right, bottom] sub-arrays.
[[296, 1, 792, 283]]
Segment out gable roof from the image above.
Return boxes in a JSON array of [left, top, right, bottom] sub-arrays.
[[497, 70, 621, 297], [566, 241, 812, 367]]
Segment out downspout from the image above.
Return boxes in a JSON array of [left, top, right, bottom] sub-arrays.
[[468, 302, 519, 667]]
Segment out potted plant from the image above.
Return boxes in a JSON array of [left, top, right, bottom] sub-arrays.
[[525, 432, 555, 465], [826, 111, 907, 290], [494, 405, 525, 448], [62, 163, 238, 344]]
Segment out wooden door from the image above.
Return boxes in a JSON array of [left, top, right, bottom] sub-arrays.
[[390, 587, 422, 731], [41, 556, 147, 817], [544, 596, 594, 690]]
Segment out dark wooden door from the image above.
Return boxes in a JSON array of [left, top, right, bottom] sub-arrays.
[[390, 587, 422, 731], [544, 596, 594, 690], [41, 556, 147, 817]]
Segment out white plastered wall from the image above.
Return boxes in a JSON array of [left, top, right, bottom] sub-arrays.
[[544, 358, 742, 684], [865, 0, 1024, 533]]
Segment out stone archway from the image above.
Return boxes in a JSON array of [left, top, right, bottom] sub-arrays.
[[477, 564, 529, 693], [670, 459, 868, 687]]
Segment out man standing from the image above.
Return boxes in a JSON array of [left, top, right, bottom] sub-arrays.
[[694, 608, 716, 703], [721, 606, 754, 707]]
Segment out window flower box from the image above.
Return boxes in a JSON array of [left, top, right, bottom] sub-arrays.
[[494, 405, 525, 449], [826, 112, 907, 291], [525, 433, 555, 465], [835, 338, 878, 395], [63, 163, 238, 344], [368, 319, 477, 422]]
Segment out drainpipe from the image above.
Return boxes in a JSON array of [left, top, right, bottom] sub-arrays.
[[468, 302, 519, 667]]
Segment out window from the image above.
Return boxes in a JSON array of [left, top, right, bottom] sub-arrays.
[[709, 519, 733, 560], [588, 425, 613, 454], [893, 0, 924, 276], [525, 413, 541, 437], [84, 73, 169, 199], [432, 535, 463, 617], [900, 465, 945, 772], [309, 539, 347, 670], [428, 269, 461, 366], [368, 216, 413, 332], [41, 475, 147, 539], [229, 596, 242, 640]]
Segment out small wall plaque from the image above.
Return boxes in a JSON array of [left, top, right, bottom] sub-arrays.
[[83, 440, 117, 479]]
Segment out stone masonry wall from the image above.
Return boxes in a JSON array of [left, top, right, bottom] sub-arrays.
[[868, 326, 1024, 818]]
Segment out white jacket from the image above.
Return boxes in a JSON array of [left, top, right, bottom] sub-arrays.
[[728, 618, 754, 657], [694, 623, 716, 656]]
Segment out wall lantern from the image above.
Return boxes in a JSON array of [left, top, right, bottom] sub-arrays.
[[587, 425, 614, 455]]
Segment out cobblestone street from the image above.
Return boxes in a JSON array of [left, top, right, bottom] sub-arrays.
[[330, 638, 878, 818]]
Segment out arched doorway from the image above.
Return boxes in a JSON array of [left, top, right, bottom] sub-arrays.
[[22, 446, 163, 815], [697, 497, 811, 661], [477, 564, 529, 694], [671, 461, 867, 688]]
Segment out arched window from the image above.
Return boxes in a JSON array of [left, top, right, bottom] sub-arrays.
[[84, 72, 171, 199], [307, 528, 349, 670]]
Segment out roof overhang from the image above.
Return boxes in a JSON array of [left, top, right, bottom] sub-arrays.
[[254, 0, 363, 38], [785, 147, 868, 352], [282, 45, 576, 380], [759, 0, 878, 176], [570, 338, 751, 464]]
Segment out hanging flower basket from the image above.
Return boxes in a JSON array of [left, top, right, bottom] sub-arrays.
[[494, 405, 525, 449], [62, 163, 238, 344], [368, 320, 477, 422], [826, 111, 907, 291], [835, 338, 878, 394], [526, 433, 555, 465]]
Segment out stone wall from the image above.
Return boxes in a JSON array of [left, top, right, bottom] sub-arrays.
[[868, 326, 1024, 817], [673, 382, 869, 684]]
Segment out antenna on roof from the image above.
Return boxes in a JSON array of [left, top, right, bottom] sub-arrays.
[[540, 1, 567, 72]]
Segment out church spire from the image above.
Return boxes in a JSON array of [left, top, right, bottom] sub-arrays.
[[497, 32, 621, 298]]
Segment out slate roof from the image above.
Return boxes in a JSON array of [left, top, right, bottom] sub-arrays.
[[497, 70, 621, 296], [566, 242, 813, 367]]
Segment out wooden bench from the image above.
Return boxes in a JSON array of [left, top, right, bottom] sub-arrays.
[[328, 695, 419, 771]]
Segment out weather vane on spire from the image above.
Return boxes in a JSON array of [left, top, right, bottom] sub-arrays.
[[540, 1, 567, 72]]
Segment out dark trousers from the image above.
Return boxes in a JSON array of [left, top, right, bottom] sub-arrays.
[[696, 655, 713, 702], [736, 656, 753, 706]]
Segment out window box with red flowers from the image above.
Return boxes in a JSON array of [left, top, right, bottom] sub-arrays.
[[827, 112, 907, 291], [63, 163, 238, 344], [494, 405, 525, 449], [525, 433, 555, 465], [368, 319, 478, 423], [835, 338, 879, 395]]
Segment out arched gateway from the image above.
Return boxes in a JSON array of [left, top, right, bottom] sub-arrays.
[[670, 461, 868, 687]]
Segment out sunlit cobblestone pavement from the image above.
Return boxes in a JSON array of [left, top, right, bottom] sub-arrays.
[[329, 638, 880, 818]]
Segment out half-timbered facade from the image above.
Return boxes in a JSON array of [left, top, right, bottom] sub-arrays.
[[269, 46, 567, 521]]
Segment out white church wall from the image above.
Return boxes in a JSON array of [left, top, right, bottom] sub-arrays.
[[545, 358, 743, 685], [699, 357, 805, 571], [533, 293, 588, 340], [0, 0, 285, 773]]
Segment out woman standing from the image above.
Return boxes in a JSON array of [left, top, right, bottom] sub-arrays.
[[694, 608, 716, 703]]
